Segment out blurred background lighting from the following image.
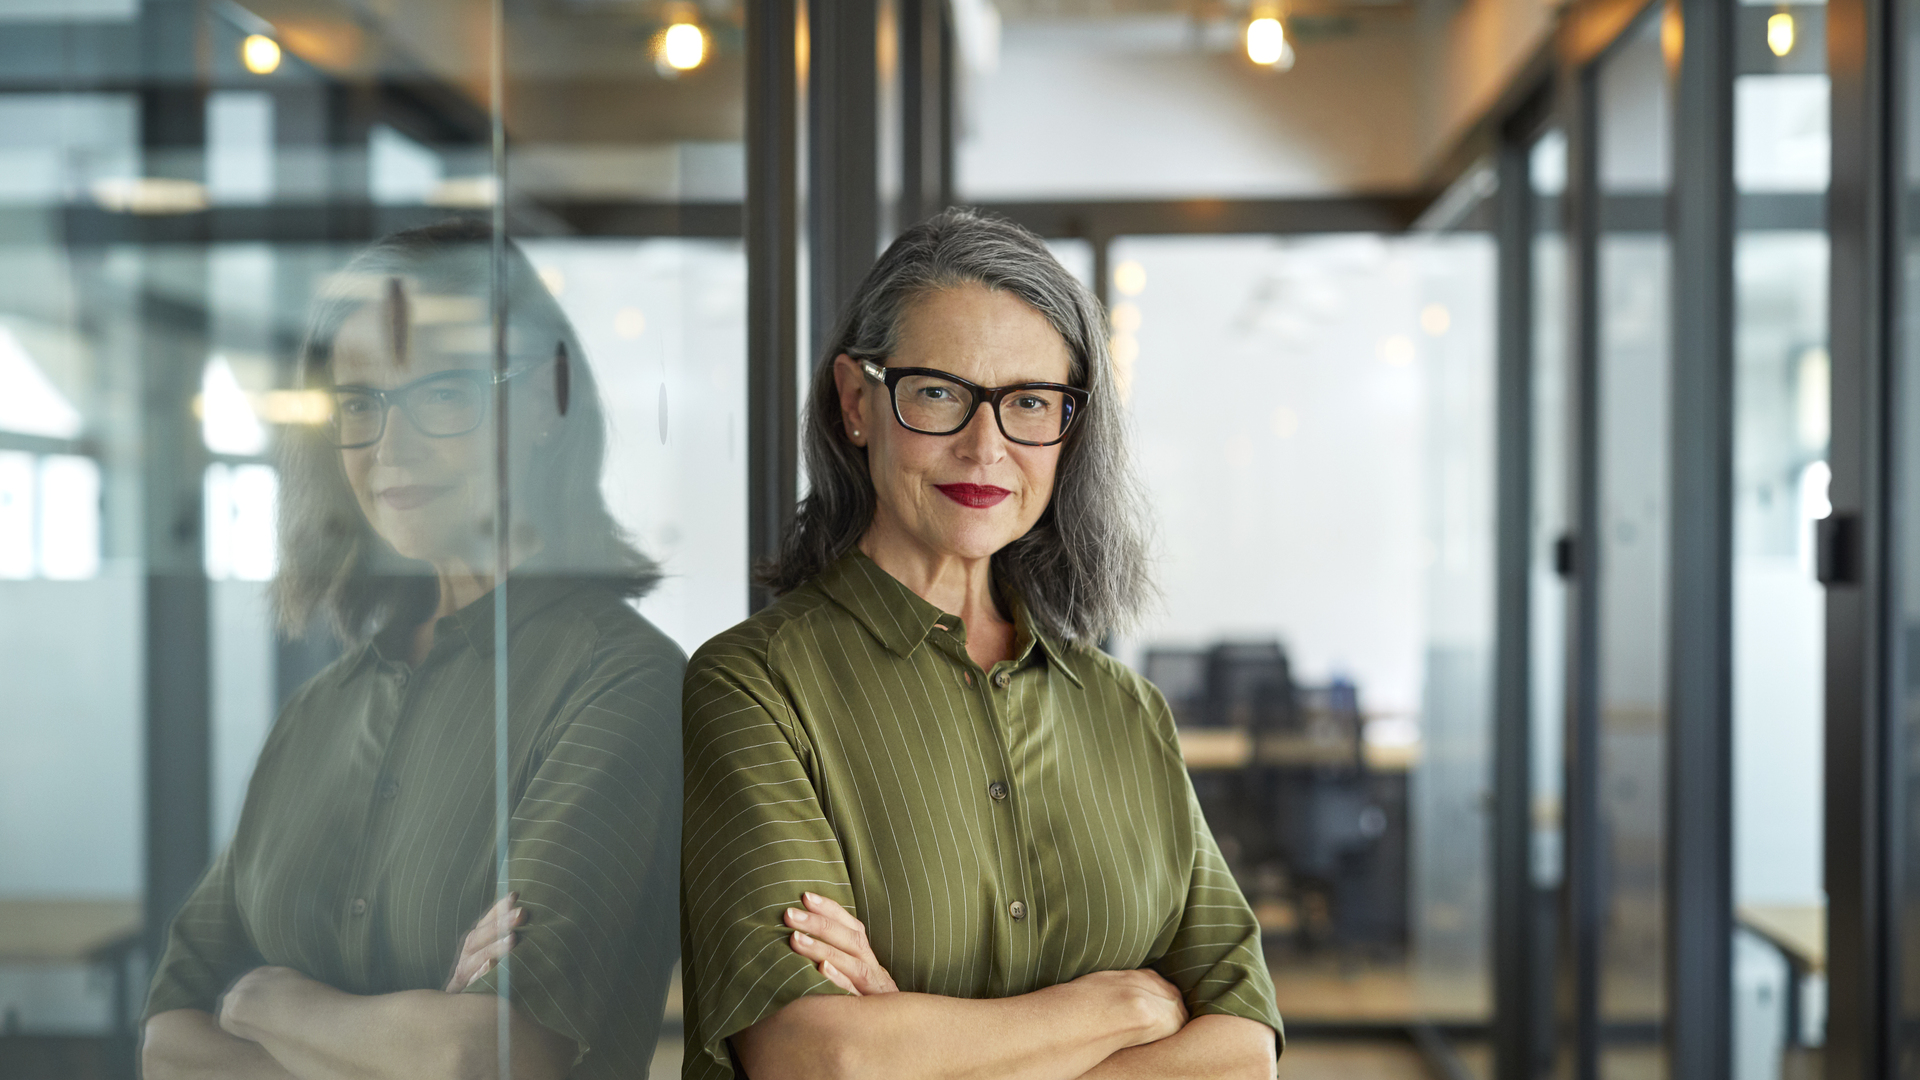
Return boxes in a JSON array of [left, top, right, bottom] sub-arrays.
[[1246, 17, 1288, 67], [661, 23, 706, 71], [1113, 259, 1147, 297], [241, 34, 282, 75], [1420, 303, 1451, 336], [1768, 12, 1795, 57]]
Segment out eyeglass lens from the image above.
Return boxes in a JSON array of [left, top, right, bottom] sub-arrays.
[[894, 373, 1072, 443], [332, 372, 490, 447]]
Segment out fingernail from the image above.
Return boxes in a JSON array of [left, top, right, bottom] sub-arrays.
[[785, 908, 806, 923], [803, 892, 820, 905], [511, 907, 524, 921], [794, 931, 814, 945]]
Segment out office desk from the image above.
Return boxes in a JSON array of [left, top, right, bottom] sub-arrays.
[[0, 899, 142, 1034], [1737, 902, 1825, 1047]]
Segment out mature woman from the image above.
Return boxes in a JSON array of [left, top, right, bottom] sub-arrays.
[[141, 221, 683, 1080], [681, 208, 1282, 1080]]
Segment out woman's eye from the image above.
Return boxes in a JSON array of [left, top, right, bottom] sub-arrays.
[[917, 387, 951, 401], [340, 397, 375, 414], [1013, 395, 1049, 412]]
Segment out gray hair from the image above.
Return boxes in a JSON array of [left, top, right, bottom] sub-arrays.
[[760, 207, 1155, 642]]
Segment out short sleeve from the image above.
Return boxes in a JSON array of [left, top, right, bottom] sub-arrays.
[[1151, 768, 1286, 1050], [144, 845, 263, 1019], [680, 643, 854, 1080], [464, 649, 683, 1071]]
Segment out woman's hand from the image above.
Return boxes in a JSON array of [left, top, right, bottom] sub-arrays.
[[216, 965, 308, 1043], [783, 892, 899, 996], [1069, 968, 1188, 1047], [445, 891, 524, 993]]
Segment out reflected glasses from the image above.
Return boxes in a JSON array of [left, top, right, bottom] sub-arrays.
[[328, 366, 538, 450], [859, 359, 1088, 447]]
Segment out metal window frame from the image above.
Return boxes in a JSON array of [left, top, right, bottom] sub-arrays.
[[1491, 82, 1558, 1080], [1665, 0, 1739, 1077], [1825, 0, 1899, 1071]]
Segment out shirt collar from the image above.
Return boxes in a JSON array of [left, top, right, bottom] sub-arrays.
[[815, 550, 1085, 687], [368, 573, 594, 665]]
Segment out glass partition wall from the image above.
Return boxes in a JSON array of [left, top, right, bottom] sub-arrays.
[[0, 3, 738, 1075], [1590, 14, 1675, 1076]]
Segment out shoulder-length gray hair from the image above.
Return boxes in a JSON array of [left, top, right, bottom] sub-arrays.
[[761, 207, 1154, 642], [271, 219, 659, 642]]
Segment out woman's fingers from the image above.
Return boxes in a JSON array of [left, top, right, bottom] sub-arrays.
[[444, 894, 523, 993], [446, 933, 518, 992], [820, 961, 860, 996], [786, 927, 886, 995], [800, 892, 862, 935], [785, 893, 899, 993]]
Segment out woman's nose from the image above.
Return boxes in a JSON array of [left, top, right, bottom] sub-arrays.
[[371, 406, 429, 465], [952, 404, 1007, 464]]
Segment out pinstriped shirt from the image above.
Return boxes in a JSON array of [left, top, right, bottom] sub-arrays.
[[143, 578, 684, 1079], [681, 552, 1282, 1079]]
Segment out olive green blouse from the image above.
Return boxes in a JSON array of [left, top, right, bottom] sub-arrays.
[[681, 552, 1282, 1080], [144, 578, 684, 1080]]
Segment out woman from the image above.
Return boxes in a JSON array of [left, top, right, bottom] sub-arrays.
[[141, 221, 683, 1080], [681, 208, 1282, 1080]]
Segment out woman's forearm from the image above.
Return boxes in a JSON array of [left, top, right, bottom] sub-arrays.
[[732, 975, 1167, 1080], [217, 967, 573, 1080], [1077, 1014, 1276, 1080], [144, 1009, 302, 1080]]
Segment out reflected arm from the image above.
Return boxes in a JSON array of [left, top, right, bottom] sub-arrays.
[[207, 965, 573, 1080], [142, 1009, 299, 1080]]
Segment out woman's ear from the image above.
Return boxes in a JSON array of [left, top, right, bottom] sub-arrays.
[[830, 354, 870, 447]]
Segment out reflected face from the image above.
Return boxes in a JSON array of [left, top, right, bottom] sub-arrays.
[[845, 283, 1074, 563], [331, 301, 496, 564]]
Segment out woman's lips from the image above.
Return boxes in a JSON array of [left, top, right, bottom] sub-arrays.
[[377, 484, 452, 510], [935, 483, 1012, 509]]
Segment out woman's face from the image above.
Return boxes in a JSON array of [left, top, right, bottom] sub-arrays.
[[331, 300, 497, 565], [836, 282, 1075, 565]]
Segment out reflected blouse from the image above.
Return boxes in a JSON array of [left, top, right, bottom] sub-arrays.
[[681, 551, 1283, 1080], [144, 579, 684, 1079]]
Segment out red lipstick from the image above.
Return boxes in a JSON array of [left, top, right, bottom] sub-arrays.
[[378, 484, 451, 510], [935, 483, 1011, 509]]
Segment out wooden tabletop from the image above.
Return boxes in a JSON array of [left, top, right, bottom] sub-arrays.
[[1737, 903, 1826, 973], [0, 899, 141, 962]]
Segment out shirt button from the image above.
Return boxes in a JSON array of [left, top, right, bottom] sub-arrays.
[[1009, 900, 1027, 921], [394, 669, 409, 687], [987, 781, 1009, 801], [350, 898, 368, 917], [379, 779, 399, 800], [993, 671, 1011, 689]]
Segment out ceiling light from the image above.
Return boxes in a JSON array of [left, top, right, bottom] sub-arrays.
[[1767, 12, 1794, 57], [661, 23, 706, 72], [242, 34, 282, 75], [1247, 17, 1290, 68]]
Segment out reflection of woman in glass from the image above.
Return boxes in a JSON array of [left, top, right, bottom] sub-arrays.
[[682, 209, 1282, 1080], [142, 221, 682, 1080]]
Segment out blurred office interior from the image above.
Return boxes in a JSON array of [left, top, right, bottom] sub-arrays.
[[0, 0, 1898, 1077]]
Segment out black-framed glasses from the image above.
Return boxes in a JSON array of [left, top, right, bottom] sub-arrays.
[[327, 365, 539, 450], [859, 359, 1089, 447]]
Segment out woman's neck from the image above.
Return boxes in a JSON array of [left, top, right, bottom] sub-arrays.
[[406, 538, 543, 666], [858, 521, 1014, 669]]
